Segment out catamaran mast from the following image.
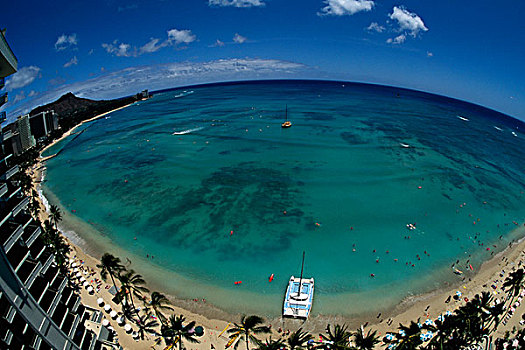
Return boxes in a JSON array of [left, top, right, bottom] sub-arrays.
[[297, 251, 305, 296], [285, 104, 288, 122]]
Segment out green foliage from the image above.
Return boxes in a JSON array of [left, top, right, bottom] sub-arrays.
[[228, 315, 270, 350]]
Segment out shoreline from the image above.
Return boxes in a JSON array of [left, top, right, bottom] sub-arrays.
[[32, 104, 525, 347], [39, 101, 137, 157]]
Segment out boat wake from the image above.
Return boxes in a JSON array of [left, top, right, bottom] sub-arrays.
[[174, 90, 194, 98], [172, 127, 204, 135], [493, 126, 503, 131]]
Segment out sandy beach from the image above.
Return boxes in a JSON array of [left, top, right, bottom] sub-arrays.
[[30, 105, 525, 349]]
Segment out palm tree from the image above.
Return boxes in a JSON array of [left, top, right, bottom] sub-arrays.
[[503, 268, 524, 304], [49, 204, 62, 228], [287, 328, 313, 350], [395, 321, 423, 350], [323, 324, 351, 350], [227, 315, 270, 350], [118, 269, 149, 317], [254, 337, 285, 350], [161, 314, 200, 350], [352, 327, 379, 350], [136, 311, 160, 340], [97, 253, 125, 293], [149, 291, 174, 325]]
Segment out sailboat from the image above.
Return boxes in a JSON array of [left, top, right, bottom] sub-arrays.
[[283, 251, 315, 319], [281, 105, 292, 128]]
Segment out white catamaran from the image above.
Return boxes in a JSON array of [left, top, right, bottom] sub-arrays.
[[283, 251, 314, 319]]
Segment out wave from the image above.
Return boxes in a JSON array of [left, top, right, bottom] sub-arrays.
[[172, 126, 204, 135], [174, 90, 194, 99]]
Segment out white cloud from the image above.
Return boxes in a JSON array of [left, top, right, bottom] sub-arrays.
[[13, 91, 25, 103], [6, 58, 312, 120], [55, 33, 78, 51], [64, 56, 78, 68], [318, 0, 374, 16], [167, 29, 197, 45], [208, 0, 265, 7], [5, 66, 41, 91], [211, 39, 225, 47], [103, 29, 196, 57], [386, 34, 406, 44], [102, 40, 135, 57], [389, 6, 428, 37], [28, 90, 38, 97], [233, 33, 247, 44], [140, 38, 164, 54], [366, 22, 384, 33]]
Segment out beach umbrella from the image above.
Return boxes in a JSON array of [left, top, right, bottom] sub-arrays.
[[385, 333, 395, 341], [69, 258, 75, 263], [102, 319, 110, 327], [194, 326, 204, 337], [437, 315, 444, 322], [456, 291, 462, 297], [79, 277, 86, 282], [399, 329, 406, 337], [445, 311, 452, 316], [110, 310, 118, 319], [509, 307, 516, 313], [420, 334, 426, 341], [132, 331, 139, 339], [417, 322, 422, 328], [71, 262, 77, 267], [83, 281, 89, 287], [104, 304, 111, 312], [97, 298, 104, 305], [124, 324, 132, 333], [73, 267, 79, 272], [117, 316, 125, 325], [86, 286, 94, 294], [425, 319, 433, 326], [75, 272, 82, 278]]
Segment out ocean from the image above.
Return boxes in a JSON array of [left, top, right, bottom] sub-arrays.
[[42, 80, 525, 317]]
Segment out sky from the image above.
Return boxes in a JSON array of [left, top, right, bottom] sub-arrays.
[[1, 0, 524, 121]]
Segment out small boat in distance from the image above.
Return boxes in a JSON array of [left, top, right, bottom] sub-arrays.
[[281, 105, 292, 128], [457, 115, 469, 121], [511, 131, 517, 137], [400, 143, 411, 148], [283, 251, 314, 319]]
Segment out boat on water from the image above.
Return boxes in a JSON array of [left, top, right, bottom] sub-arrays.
[[457, 115, 469, 121], [283, 251, 314, 319], [281, 105, 292, 128], [511, 131, 518, 137], [400, 143, 411, 148]]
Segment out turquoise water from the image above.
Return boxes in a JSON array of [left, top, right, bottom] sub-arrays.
[[43, 80, 525, 317]]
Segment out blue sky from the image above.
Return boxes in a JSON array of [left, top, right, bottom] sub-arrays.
[[2, 0, 524, 120]]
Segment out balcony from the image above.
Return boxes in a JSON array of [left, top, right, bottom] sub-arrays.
[[0, 92, 6, 106], [0, 111, 5, 123], [2, 222, 24, 253], [24, 225, 41, 248], [0, 164, 19, 180], [12, 196, 29, 217], [41, 251, 55, 273], [0, 182, 7, 197], [0, 77, 4, 89], [0, 30, 18, 77]]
